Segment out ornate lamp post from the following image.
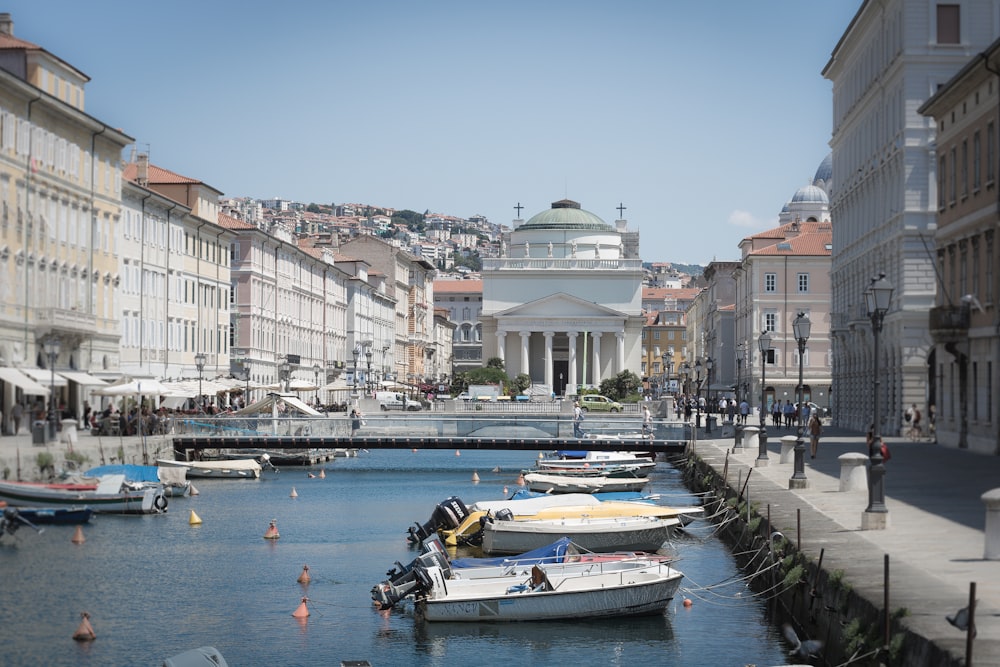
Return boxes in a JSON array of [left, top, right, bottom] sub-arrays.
[[664, 349, 674, 397], [243, 358, 251, 405], [43, 335, 61, 441], [704, 356, 714, 434], [312, 363, 321, 406], [278, 360, 291, 393], [789, 312, 811, 489], [863, 273, 894, 530], [756, 331, 772, 466], [194, 352, 206, 411], [679, 362, 690, 397], [365, 348, 374, 396], [736, 343, 745, 410], [352, 347, 360, 397], [694, 359, 703, 429]]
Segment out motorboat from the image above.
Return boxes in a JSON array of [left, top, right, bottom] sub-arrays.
[[372, 539, 683, 621], [85, 464, 191, 497], [523, 471, 650, 494], [408, 493, 702, 547], [0, 475, 168, 514], [156, 458, 262, 479], [535, 450, 656, 473], [481, 514, 681, 555]]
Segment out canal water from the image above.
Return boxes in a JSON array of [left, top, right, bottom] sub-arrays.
[[0, 449, 792, 666]]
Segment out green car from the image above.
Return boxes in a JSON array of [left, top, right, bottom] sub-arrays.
[[579, 395, 622, 412]]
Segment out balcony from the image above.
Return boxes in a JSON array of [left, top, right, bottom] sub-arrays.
[[929, 305, 969, 343], [35, 307, 97, 333]]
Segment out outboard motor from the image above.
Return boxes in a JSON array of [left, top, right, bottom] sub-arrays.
[[371, 550, 450, 609], [406, 496, 469, 543]]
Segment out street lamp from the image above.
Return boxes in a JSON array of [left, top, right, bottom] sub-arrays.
[[312, 363, 321, 407], [43, 335, 61, 441], [679, 362, 690, 398], [194, 352, 206, 411], [694, 359, 703, 429], [664, 349, 674, 398], [863, 272, 894, 529], [756, 331, 772, 466], [704, 356, 714, 434], [365, 348, 374, 396], [352, 347, 360, 396], [736, 343, 745, 411], [789, 312, 811, 489]]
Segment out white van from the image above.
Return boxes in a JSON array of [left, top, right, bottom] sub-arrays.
[[376, 391, 421, 411]]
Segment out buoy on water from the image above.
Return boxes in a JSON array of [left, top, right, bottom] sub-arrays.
[[307, 473, 316, 478], [455, 449, 461, 457], [297, 564, 311, 584], [264, 519, 280, 540], [71, 525, 85, 544], [292, 597, 310, 618], [412, 448, 418, 453], [502, 486, 509, 496], [72, 612, 96, 641], [471, 471, 480, 483], [517, 473, 526, 486], [290, 487, 298, 498], [319, 469, 326, 479], [189, 510, 203, 525], [189, 483, 200, 496], [683, 598, 693, 608]]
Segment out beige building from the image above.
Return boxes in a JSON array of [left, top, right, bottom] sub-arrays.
[[433, 278, 483, 376], [919, 41, 1000, 454], [0, 15, 131, 429]]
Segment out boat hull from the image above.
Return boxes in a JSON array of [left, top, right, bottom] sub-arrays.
[[524, 473, 649, 494], [156, 459, 261, 479], [417, 563, 683, 622], [481, 516, 679, 555], [0, 481, 165, 515], [8, 507, 94, 525]]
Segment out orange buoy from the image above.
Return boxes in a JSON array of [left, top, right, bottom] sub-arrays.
[[297, 564, 311, 584], [189, 510, 202, 525], [319, 469, 326, 479], [290, 487, 298, 498], [71, 525, 86, 544], [307, 473, 316, 478], [189, 483, 200, 496], [455, 449, 461, 456], [471, 471, 480, 483], [683, 598, 693, 608], [517, 473, 526, 486], [72, 612, 96, 641], [264, 519, 280, 540], [503, 486, 509, 496], [412, 448, 418, 453], [292, 597, 310, 618]]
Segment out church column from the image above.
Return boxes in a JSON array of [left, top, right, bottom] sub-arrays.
[[519, 331, 531, 378], [496, 331, 506, 364], [592, 332, 602, 385], [616, 330, 625, 374], [567, 331, 578, 394], [543, 331, 554, 388]]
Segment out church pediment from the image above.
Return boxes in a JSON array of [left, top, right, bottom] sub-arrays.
[[496, 292, 625, 319]]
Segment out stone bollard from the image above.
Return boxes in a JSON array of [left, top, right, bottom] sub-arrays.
[[982, 488, 1000, 560], [779, 435, 797, 464], [742, 426, 759, 452], [838, 453, 869, 492], [720, 421, 735, 438], [60, 419, 78, 449], [733, 424, 744, 448]]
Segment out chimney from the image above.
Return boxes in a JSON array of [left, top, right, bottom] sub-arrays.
[[0, 13, 13, 36], [137, 153, 149, 187]]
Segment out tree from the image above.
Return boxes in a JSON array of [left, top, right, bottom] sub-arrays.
[[511, 373, 531, 396], [465, 366, 508, 388], [599, 370, 643, 401], [485, 357, 504, 370]]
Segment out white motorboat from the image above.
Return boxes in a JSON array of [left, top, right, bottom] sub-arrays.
[[523, 471, 650, 494], [395, 557, 684, 622], [156, 458, 261, 479], [536, 450, 656, 473], [481, 514, 681, 555], [0, 475, 168, 515]]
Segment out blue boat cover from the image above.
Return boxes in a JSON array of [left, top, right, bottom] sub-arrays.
[[507, 488, 647, 503], [450, 537, 575, 568], [84, 464, 160, 483]]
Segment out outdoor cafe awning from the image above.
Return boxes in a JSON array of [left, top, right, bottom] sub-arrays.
[[0, 367, 50, 395], [20, 367, 68, 388], [58, 370, 109, 387]]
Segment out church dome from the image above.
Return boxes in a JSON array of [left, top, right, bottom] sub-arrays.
[[790, 184, 829, 204], [813, 153, 832, 185], [519, 199, 612, 231]]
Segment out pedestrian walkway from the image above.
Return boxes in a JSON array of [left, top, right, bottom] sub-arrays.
[[692, 424, 999, 665]]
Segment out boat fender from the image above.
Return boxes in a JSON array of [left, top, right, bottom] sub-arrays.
[[154, 494, 168, 511]]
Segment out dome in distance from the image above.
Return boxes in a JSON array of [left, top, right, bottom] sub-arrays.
[[519, 199, 612, 231], [790, 184, 829, 205], [813, 153, 832, 186]]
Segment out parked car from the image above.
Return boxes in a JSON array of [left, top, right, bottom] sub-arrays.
[[579, 395, 623, 413], [796, 402, 829, 420], [377, 391, 423, 411]]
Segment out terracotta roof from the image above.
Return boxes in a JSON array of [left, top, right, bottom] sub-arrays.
[[0, 32, 90, 82], [642, 287, 701, 301], [747, 220, 831, 241], [750, 231, 832, 257], [123, 162, 199, 185], [434, 279, 482, 294], [217, 212, 254, 231]]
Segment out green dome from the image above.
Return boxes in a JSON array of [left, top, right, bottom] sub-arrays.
[[519, 199, 612, 231]]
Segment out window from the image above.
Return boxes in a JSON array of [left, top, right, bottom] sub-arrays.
[[764, 349, 776, 365], [989, 122, 996, 184], [987, 232, 994, 303], [765, 273, 776, 292], [961, 139, 968, 197], [974, 131, 981, 191], [960, 241, 968, 296], [764, 312, 776, 332], [938, 156, 947, 209], [950, 146, 957, 203], [230, 242, 240, 262], [653, 331, 660, 340], [797, 273, 809, 292], [937, 4, 960, 44]]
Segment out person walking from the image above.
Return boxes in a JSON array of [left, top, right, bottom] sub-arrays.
[[350, 408, 362, 440], [738, 399, 749, 425], [808, 412, 822, 459], [573, 401, 585, 438], [641, 404, 652, 440], [12, 401, 23, 435]]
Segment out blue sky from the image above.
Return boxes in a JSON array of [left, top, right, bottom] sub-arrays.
[[8, 1, 859, 264]]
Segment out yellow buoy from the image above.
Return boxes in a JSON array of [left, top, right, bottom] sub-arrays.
[[471, 471, 480, 483], [189, 510, 203, 525]]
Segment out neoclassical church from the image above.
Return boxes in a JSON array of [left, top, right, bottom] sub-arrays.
[[479, 199, 645, 395]]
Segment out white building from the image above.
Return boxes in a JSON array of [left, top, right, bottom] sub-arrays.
[[480, 199, 644, 393]]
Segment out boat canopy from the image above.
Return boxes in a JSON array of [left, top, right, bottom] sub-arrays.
[[230, 392, 322, 417]]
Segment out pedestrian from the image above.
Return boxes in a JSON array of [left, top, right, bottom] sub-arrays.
[[12, 401, 23, 435], [350, 408, 362, 439], [573, 401, 585, 438], [771, 401, 781, 427], [808, 412, 822, 458], [783, 400, 795, 428], [739, 399, 749, 425], [641, 404, 652, 439], [726, 399, 736, 423]]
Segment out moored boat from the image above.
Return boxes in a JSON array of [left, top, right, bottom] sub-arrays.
[[156, 458, 261, 479], [536, 450, 656, 473], [481, 513, 680, 555], [9, 506, 94, 525], [523, 471, 649, 494], [0, 475, 167, 514]]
